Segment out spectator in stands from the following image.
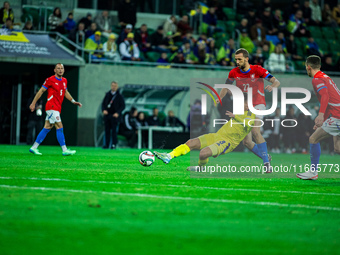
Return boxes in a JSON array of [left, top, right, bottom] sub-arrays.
[[102, 81, 125, 149], [306, 37, 323, 57], [119, 107, 138, 148], [301, 0, 312, 25], [203, 7, 219, 37], [85, 31, 104, 60], [282, 106, 297, 154], [69, 22, 85, 45], [268, 44, 286, 72], [332, 3, 340, 25], [181, 40, 197, 64], [171, 49, 186, 64], [163, 31, 179, 52], [244, 9, 256, 27], [269, 108, 281, 153], [23, 20, 34, 31], [236, 18, 250, 36], [322, 4, 337, 27], [157, 52, 169, 64], [240, 30, 255, 54], [163, 110, 186, 131], [250, 19, 266, 47], [297, 113, 313, 154], [322, 55, 337, 71], [48, 7, 64, 34], [261, 7, 277, 35], [134, 24, 151, 52], [94, 10, 114, 38], [251, 47, 265, 66], [194, 40, 208, 65], [0, 1, 13, 24], [163, 15, 178, 38], [275, 32, 286, 50], [177, 15, 193, 37], [78, 13, 92, 30], [149, 26, 168, 52], [2, 17, 18, 31], [147, 108, 160, 126], [273, 9, 286, 32], [287, 10, 309, 37], [286, 34, 303, 60], [63, 12, 76, 33], [118, 0, 137, 28], [85, 22, 98, 39], [103, 34, 120, 61], [206, 38, 217, 65], [262, 42, 270, 59], [119, 32, 141, 61], [217, 38, 236, 66], [117, 24, 133, 45], [310, 0, 322, 26]]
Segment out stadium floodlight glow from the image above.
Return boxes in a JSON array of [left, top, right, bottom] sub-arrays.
[[201, 85, 312, 116]]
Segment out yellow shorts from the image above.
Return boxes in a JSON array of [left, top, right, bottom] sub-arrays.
[[198, 133, 234, 157]]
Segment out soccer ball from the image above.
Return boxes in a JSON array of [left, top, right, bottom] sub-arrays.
[[139, 151, 155, 167]]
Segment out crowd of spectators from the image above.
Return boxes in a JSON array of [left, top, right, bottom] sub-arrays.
[[2, 0, 340, 70]]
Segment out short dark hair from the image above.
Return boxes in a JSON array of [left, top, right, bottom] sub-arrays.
[[235, 48, 249, 58], [55, 63, 64, 68], [306, 55, 321, 69]]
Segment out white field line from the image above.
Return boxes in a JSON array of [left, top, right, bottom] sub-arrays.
[[0, 176, 339, 197], [0, 184, 340, 212]]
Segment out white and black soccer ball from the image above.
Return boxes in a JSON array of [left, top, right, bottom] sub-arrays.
[[139, 151, 155, 167]]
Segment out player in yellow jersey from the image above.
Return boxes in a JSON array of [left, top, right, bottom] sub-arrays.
[[154, 96, 259, 171]]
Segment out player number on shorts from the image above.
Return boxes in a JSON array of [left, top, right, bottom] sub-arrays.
[[243, 84, 249, 92], [60, 89, 63, 96]]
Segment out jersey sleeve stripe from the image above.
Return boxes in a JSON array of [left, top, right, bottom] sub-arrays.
[[317, 86, 327, 93], [329, 102, 340, 107], [316, 83, 325, 88], [264, 73, 271, 79], [42, 85, 48, 89]]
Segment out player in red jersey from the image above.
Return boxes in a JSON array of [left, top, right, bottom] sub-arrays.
[[297, 55, 340, 180], [29, 63, 82, 156], [219, 48, 281, 172]]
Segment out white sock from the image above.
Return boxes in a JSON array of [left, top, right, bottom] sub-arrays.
[[61, 145, 67, 152], [31, 142, 39, 149]]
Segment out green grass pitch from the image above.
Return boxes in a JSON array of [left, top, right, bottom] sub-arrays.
[[0, 145, 339, 255]]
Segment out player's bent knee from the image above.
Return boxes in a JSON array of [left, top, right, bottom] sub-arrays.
[[309, 136, 316, 144]]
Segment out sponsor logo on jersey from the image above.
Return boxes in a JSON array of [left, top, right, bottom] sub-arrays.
[[63, 82, 66, 89], [251, 74, 256, 82]]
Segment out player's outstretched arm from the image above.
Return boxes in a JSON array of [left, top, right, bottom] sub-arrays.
[[65, 90, 82, 107], [29, 87, 46, 112], [265, 77, 280, 92]]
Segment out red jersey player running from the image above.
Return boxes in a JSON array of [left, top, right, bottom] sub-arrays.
[[29, 63, 82, 156], [297, 55, 340, 180], [219, 48, 281, 172]]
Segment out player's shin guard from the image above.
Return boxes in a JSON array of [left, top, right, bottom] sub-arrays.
[[310, 143, 321, 172], [169, 144, 190, 159], [198, 158, 209, 166], [257, 142, 269, 163], [32, 128, 51, 148], [56, 128, 67, 152]]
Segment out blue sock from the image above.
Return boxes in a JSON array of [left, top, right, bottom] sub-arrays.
[[56, 128, 66, 146], [310, 143, 321, 172], [251, 144, 262, 159], [35, 128, 50, 144], [258, 142, 269, 163]]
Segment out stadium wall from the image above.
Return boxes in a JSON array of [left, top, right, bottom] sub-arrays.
[[77, 64, 319, 146]]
